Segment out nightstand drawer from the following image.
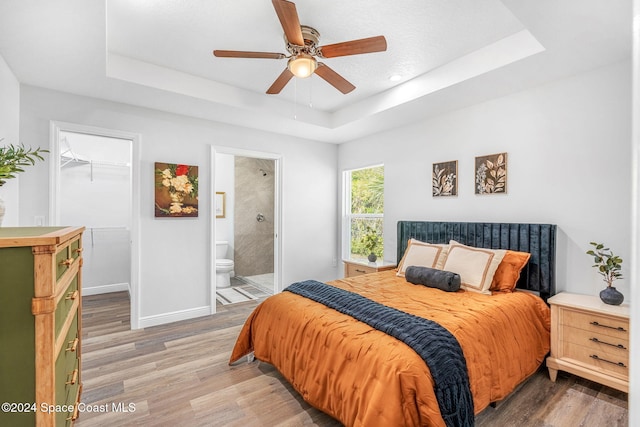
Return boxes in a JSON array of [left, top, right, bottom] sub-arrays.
[[343, 259, 396, 278], [346, 263, 377, 277], [561, 309, 628, 341], [561, 340, 628, 379], [561, 324, 628, 358]]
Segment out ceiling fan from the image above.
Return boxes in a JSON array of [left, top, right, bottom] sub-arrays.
[[213, 0, 387, 95]]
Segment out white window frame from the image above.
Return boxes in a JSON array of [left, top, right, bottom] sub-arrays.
[[342, 164, 384, 260]]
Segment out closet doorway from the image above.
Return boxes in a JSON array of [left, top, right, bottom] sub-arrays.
[[50, 121, 141, 329], [211, 146, 282, 310]]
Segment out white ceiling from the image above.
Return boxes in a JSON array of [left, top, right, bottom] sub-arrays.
[[0, 0, 631, 143]]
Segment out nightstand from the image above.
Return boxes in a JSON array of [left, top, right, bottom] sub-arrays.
[[343, 259, 396, 278], [546, 292, 629, 392]]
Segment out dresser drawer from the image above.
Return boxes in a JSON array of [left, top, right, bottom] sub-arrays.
[[55, 356, 80, 427], [561, 309, 628, 340], [59, 313, 80, 374], [55, 319, 80, 426], [55, 274, 80, 339], [55, 237, 82, 282]]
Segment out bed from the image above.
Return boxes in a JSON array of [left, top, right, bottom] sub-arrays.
[[230, 221, 557, 426]]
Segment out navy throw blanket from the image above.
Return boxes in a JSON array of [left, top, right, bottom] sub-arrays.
[[285, 280, 474, 427]]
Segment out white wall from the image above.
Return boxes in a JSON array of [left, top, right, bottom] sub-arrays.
[[629, 0, 639, 421], [340, 60, 632, 298], [19, 85, 339, 326], [0, 53, 21, 226], [215, 153, 235, 258]]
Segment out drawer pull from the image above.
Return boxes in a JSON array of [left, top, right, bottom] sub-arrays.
[[65, 290, 79, 300], [67, 404, 80, 421], [60, 257, 74, 267], [590, 354, 627, 368], [66, 337, 79, 352], [590, 321, 627, 332], [74, 247, 83, 253], [355, 269, 367, 273], [66, 369, 78, 385], [590, 337, 627, 349]]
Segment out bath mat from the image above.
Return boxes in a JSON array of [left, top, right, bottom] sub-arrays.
[[216, 287, 258, 305]]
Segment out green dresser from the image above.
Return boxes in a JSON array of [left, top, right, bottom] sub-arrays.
[[0, 227, 84, 427]]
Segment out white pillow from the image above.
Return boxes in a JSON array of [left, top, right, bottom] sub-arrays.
[[396, 239, 447, 277], [441, 240, 506, 294]]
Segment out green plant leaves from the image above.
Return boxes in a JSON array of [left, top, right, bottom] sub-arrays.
[[586, 241, 623, 285], [0, 141, 48, 186]]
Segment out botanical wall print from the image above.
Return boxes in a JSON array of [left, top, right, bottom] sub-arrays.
[[215, 192, 226, 218], [432, 160, 458, 197], [475, 152, 507, 195], [155, 162, 199, 217]]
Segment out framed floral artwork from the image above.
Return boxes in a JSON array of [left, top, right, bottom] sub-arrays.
[[475, 153, 507, 195], [155, 162, 199, 217], [432, 160, 458, 197]]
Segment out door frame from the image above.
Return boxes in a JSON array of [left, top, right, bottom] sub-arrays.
[[49, 121, 142, 329], [210, 145, 283, 312]]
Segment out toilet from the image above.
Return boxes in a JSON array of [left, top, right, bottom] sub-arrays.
[[215, 241, 234, 288]]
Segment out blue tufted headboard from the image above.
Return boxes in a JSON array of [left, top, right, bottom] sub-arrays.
[[397, 221, 557, 301]]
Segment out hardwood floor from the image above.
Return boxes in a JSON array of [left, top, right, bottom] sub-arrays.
[[76, 292, 628, 427]]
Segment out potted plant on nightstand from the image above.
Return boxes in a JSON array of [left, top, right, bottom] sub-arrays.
[[363, 225, 381, 263], [586, 241, 624, 305], [0, 140, 48, 226]]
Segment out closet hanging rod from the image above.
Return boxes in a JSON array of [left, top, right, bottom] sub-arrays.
[[60, 157, 130, 168]]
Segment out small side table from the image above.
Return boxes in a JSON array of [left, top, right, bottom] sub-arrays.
[[343, 259, 396, 278], [546, 292, 629, 392]]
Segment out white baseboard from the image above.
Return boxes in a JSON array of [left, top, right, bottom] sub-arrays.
[[138, 305, 212, 329], [83, 282, 130, 296]]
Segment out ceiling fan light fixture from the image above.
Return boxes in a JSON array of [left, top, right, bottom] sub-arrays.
[[287, 53, 317, 78]]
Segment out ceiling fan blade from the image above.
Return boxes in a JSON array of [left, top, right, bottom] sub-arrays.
[[319, 35, 387, 58], [213, 50, 286, 59], [267, 68, 294, 94], [314, 63, 355, 94], [272, 0, 304, 46]]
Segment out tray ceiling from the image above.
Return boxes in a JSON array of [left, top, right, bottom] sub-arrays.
[[0, 0, 631, 143]]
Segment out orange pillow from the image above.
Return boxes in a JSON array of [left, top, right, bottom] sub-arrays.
[[490, 250, 531, 293]]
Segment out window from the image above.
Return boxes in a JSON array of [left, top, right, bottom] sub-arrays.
[[343, 165, 384, 261]]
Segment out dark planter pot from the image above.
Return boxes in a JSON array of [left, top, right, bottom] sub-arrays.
[[599, 286, 624, 305], [368, 253, 377, 263]]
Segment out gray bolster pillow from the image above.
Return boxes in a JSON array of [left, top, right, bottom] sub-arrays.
[[405, 266, 461, 292]]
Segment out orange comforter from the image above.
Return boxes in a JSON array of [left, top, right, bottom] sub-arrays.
[[230, 270, 550, 426]]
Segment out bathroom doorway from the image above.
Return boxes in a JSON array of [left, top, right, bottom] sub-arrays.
[[233, 156, 275, 290], [211, 146, 282, 310], [50, 121, 141, 329]]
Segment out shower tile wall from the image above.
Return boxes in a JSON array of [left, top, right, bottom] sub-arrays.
[[234, 157, 275, 277]]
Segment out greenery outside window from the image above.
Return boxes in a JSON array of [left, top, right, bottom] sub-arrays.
[[344, 165, 384, 262]]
